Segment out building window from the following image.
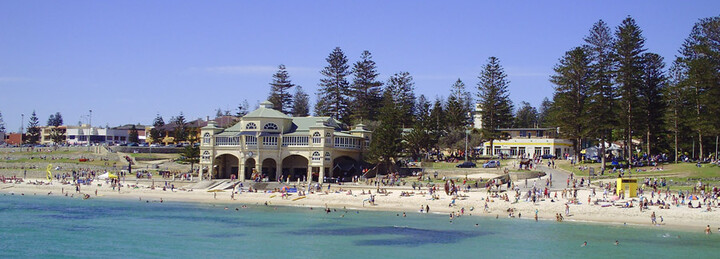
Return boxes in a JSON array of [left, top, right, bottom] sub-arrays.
[[245, 123, 257, 129], [245, 136, 257, 146], [324, 152, 331, 161], [494, 146, 501, 156], [510, 147, 518, 156], [262, 136, 278, 146], [312, 151, 321, 161], [215, 136, 240, 146], [537, 130, 544, 137], [334, 137, 360, 149], [263, 123, 278, 130], [519, 147, 526, 156], [486, 146, 491, 156], [519, 131, 526, 137], [543, 147, 551, 155], [312, 132, 321, 144], [282, 136, 309, 146], [203, 133, 211, 144], [364, 136, 370, 147], [201, 151, 211, 161], [534, 147, 542, 157]]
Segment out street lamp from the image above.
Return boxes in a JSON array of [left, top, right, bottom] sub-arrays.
[[88, 109, 92, 151]]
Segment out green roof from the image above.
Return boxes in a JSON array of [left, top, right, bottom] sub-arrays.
[[291, 116, 331, 131], [243, 101, 291, 119]]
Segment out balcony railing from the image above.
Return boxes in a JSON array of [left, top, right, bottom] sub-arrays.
[[282, 136, 309, 147], [215, 136, 240, 146]]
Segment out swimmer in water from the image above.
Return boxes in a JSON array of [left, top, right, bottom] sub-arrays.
[[581, 241, 587, 247], [614, 240, 619, 246]]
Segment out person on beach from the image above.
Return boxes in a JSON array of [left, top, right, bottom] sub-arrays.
[[706, 225, 712, 234], [565, 204, 570, 216]]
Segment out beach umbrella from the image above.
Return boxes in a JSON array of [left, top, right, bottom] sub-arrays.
[[689, 195, 699, 200]]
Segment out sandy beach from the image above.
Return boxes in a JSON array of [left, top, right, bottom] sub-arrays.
[[2, 176, 718, 233]]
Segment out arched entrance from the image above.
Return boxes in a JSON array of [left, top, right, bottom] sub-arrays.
[[244, 158, 256, 180], [333, 156, 358, 182], [282, 155, 308, 181], [262, 158, 278, 181], [215, 154, 239, 179]]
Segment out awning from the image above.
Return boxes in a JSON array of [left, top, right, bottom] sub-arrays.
[[259, 132, 279, 137], [236, 131, 257, 136]]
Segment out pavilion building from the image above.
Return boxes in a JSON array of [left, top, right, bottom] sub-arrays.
[[199, 101, 371, 183]]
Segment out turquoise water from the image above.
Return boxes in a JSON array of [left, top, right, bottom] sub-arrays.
[[0, 194, 718, 258]]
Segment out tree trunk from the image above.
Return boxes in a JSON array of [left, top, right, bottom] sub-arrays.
[[600, 135, 606, 172], [627, 102, 632, 169], [647, 130, 651, 157], [699, 132, 703, 160]]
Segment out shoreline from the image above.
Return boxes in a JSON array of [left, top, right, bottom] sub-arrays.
[[2, 178, 718, 234]]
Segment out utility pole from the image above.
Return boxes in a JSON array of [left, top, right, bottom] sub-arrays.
[[20, 114, 24, 143], [88, 109, 92, 151]]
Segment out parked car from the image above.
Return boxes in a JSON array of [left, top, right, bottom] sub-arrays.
[[456, 161, 477, 168], [128, 142, 139, 147], [139, 143, 149, 147], [150, 143, 161, 147], [541, 154, 556, 159], [483, 160, 500, 168]]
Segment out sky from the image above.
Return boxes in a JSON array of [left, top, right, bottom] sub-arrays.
[[1, 1, 718, 132]]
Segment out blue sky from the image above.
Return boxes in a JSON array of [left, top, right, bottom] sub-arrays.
[[1, 1, 718, 132]]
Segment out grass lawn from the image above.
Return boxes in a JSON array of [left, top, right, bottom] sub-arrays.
[[557, 160, 720, 189], [424, 160, 502, 170], [128, 153, 178, 160]]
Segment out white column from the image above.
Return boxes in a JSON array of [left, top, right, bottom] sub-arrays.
[[276, 160, 282, 182]]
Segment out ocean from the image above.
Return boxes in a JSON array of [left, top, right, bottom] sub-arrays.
[[0, 194, 717, 258]]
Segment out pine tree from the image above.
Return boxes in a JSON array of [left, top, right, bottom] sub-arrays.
[[268, 64, 294, 113], [150, 114, 165, 144], [181, 145, 200, 173], [550, 47, 591, 161], [639, 53, 667, 156], [665, 60, 692, 163], [368, 90, 403, 173], [315, 47, 352, 124], [384, 72, 416, 127], [477, 57, 514, 157], [446, 79, 471, 129], [584, 19, 616, 170], [514, 101, 538, 128], [237, 100, 249, 117], [350, 50, 383, 123], [26, 111, 41, 144], [614, 17, 646, 165], [174, 113, 187, 142], [405, 94, 433, 160], [291, 86, 310, 117], [679, 15, 720, 160], [429, 97, 446, 147], [537, 97, 553, 127], [48, 112, 66, 144], [129, 125, 139, 143], [47, 112, 63, 127], [215, 108, 223, 118]]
